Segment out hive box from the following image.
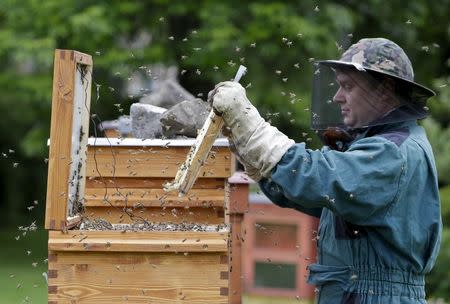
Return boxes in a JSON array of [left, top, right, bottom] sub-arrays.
[[46, 138, 245, 303], [44, 49, 247, 304]]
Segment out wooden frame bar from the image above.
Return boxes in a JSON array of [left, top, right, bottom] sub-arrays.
[[45, 49, 92, 230], [228, 172, 250, 304], [48, 230, 228, 252]]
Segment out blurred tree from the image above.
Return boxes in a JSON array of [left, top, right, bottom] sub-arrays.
[[0, 0, 449, 298]]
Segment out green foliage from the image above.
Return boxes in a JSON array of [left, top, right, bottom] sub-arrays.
[[426, 184, 450, 301], [439, 185, 450, 225], [427, 228, 450, 301], [430, 75, 450, 127], [422, 118, 450, 185], [0, 0, 448, 155]]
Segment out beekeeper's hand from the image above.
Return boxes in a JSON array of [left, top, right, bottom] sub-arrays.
[[208, 81, 294, 181]]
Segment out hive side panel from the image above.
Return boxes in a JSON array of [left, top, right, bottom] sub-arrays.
[[85, 177, 225, 189], [86, 146, 233, 178], [83, 147, 232, 226], [84, 187, 225, 207], [48, 250, 229, 303], [48, 230, 229, 252], [84, 206, 224, 225]]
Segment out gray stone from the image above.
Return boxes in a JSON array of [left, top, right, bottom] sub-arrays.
[[130, 103, 166, 139], [160, 98, 211, 138], [140, 79, 195, 109]]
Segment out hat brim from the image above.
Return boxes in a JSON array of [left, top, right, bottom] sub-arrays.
[[317, 60, 435, 101]]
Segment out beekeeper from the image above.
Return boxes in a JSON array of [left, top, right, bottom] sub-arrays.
[[209, 38, 441, 304]]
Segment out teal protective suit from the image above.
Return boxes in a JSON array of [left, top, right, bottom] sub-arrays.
[[259, 121, 442, 303]]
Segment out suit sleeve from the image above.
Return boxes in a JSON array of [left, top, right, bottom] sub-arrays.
[[259, 178, 323, 218], [258, 138, 405, 225]]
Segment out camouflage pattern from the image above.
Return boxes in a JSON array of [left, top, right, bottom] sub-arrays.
[[340, 38, 415, 82]]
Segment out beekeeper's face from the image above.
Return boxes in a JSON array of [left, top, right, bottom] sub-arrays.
[[333, 70, 396, 128]]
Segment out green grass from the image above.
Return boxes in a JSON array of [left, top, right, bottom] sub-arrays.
[[0, 228, 48, 304], [243, 294, 313, 304]]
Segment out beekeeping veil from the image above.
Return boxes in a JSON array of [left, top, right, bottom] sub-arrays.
[[311, 38, 435, 132]]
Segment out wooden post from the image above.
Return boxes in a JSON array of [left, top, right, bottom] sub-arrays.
[[45, 49, 92, 230], [228, 172, 251, 304]]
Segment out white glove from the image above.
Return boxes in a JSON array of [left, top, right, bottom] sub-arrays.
[[209, 81, 295, 180], [222, 126, 261, 180], [226, 136, 263, 182]]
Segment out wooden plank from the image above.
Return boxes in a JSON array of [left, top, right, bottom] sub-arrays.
[[48, 251, 228, 303], [45, 49, 93, 230], [45, 49, 76, 230], [87, 137, 230, 147], [229, 214, 244, 303], [48, 251, 228, 266], [85, 177, 225, 190], [227, 174, 250, 303], [164, 65, 246, 196], [66, 214, 82, 229], [73, 50, 93, 65], [86, 146, 233, 178], [84, 206, 224, 224], [84, 188, 226, 207], [67, 50, 92, 217], [163, 111, 225, 195], [48, 230, 228, 252], [228, 173, 250, 214]]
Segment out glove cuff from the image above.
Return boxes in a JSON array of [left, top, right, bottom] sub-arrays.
[[243, 164, 263, 182], [252, 122, 295, 178], [232, 120, 295, 179]]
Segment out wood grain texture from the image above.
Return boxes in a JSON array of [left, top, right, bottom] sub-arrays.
[[66, 53, 92, 217], [87, 137, 230, 147], [84, 187, 226, 207], [86, 145, 233, 178], [164, 65, 245, 196], [45, 49, 92, 230], [85, 177, 225, 190], [48, 230, 228, 252], [84, 206, 224, 225], [48, 250, 228, 303], [164, 111, 225, 195], [73, 51, 93, 65]]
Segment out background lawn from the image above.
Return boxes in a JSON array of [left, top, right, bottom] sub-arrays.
[[0, 229, 47, 304]]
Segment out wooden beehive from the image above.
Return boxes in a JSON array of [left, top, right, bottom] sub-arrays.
[[45, 50, 247, 303]]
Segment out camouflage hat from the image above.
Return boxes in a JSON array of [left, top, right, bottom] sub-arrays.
[[319, 38, 435, 101]]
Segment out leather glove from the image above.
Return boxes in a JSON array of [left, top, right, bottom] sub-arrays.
[[208, 81, 295, 181]]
